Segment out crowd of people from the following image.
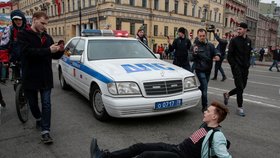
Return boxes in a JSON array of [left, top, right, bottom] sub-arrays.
[[0, 8, 279, 158]]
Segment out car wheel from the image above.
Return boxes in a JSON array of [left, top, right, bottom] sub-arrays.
[[90, 86, 109, 121], [59, 69, 69, 90]]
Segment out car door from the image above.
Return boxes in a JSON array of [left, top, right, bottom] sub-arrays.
[[63, 38, 80, 86], [70, 39, 87, 96]]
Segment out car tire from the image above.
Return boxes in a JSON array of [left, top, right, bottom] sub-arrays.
[[59, 68, 70, 90], [90, 86, 109, 121]]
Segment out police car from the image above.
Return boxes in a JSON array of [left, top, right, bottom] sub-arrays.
[[58, 30, 201, 121]]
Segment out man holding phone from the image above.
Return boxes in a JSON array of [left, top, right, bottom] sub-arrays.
[[18, 11, 64, 144]]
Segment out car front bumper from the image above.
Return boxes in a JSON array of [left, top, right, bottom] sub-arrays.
[[102, 89, 201, 118]]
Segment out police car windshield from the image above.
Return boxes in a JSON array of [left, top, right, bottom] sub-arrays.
[[87, 40, 155, 60]]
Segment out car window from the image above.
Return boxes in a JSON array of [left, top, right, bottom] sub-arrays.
[[87, 40, 155, 60], [73, 39, 85, 55], [65, 38, 79, 54]]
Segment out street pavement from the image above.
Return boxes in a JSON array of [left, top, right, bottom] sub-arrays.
[[0, 61, 279, 158]]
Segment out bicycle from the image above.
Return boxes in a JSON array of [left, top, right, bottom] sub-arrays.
[[12, 63, 29, 123]]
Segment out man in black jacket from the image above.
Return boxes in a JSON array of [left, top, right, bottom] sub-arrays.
[[268, 45, 280, 72], [192, 29, 220, 112], [168, 27, 192, 71], [223, 22, 252, 117], [18, 11, 64, 144], [211, 31, 228, 81]]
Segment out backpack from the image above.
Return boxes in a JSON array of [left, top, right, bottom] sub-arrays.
[[208, 129, 231, 158]]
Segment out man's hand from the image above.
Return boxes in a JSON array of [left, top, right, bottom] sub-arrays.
[[213, 56, 220, 61], [50, 43, 62, 53]]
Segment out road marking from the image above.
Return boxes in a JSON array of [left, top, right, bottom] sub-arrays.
[[225, 78, 280, 88], [208, 87, 280, 109]]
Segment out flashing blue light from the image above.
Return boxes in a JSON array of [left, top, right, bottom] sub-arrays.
[[82, 29, 114, 37]]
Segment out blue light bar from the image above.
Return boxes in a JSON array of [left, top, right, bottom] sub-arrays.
[[81, 29, 114, 37]]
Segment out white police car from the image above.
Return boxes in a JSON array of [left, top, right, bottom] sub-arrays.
[[58, 30, 201, 121]]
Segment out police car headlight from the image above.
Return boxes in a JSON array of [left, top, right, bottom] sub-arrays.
[[108, 82, 141, 95], [184, 77, 197, 90]]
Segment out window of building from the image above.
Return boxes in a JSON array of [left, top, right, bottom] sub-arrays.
[[165, 0, 169, 12], [143, 24, 147, 35], [209, 10, 212, 21], [174, 27, 177, 37], [175, 0, 178, 14], [116, 19, 121, 30], [164, 26, 168, 37], [218, 13, 221, 23], [68, 0, 70, 12], [2, 9, 5, 13], [198, 7, 201, 18], [192, 5, 196, 17], [154, 0, 159, 10], [130, 23, 135, 35], [89, 0, 92, 6], [214, 12, 217, 22], [142, 0, 147, 8], [82, 0, 85, 8], [55, 27, 57, 35], [154, 25, 158, 36], [59, 27, 61, 35], [73, 0, 75, 11], [184, 3, 188, 16], [129, 0, 135, 6], [225, 18, 228, 27], [62, 1, 65, 13]]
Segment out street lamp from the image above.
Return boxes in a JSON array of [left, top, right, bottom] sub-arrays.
[[78, 0, 82, 36]]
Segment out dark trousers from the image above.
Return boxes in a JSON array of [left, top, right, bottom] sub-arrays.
[[104, 143, 183, 158], [213, 58, 226, 78], [24, 88, 52, 133], [228, 66, 249, 108], [173, 57, 191, 72], [196, 71, 211, 108], [269, 60, 279, 71]]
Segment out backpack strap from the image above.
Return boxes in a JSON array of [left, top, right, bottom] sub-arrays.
[[208, 128, 231, 158]]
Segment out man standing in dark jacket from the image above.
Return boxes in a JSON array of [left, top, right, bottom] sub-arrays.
[[223, 22, 252, 117], [192, 29, 220, 112], [268, 45, 280, 72], [211, 31, 228, 81], [18, 11, 64, 144], [168, 27, 192, 71]]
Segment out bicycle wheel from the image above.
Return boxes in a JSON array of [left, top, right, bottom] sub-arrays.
[[15, 83, 29, 123]]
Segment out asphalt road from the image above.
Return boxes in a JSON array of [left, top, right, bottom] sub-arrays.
[[0, 62, 279, 158]]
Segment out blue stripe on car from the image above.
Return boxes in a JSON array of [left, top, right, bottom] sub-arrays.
[[62, 56, 113, 84]]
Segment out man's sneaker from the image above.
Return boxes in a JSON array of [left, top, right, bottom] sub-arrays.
[[269, 69, 272, 71], [90, 138, 106, 158], [41, 133, 53, 144], [223, 93, 229, 105], [236, 108, 246, 117], [36, 120, 41, 130], [221, 76, 227, 82], [211, 77, 217, 80], [0, 100, 6, 108]]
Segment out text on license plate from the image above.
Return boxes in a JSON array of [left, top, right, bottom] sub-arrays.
[[154, 99, 182, 110]]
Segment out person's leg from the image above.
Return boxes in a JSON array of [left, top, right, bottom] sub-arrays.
[[269, 60, 276, 70], [212, 61, 219, 80], [40, 88, 52, 134], [196, 71, 208, 111], [182, 61, 191, 72], [137, 151, 181, 158], [219, 60, 227, 81], [276, 60, 279, 71], [105, 142, 178, 158], [0, 88, 5, 107], [25, 89, 41, 119]]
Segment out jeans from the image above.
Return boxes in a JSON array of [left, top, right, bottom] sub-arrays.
[[269, 60, 279, 71], [228, 66, 249, 108], [104, 143, 183, 158], [24, 88, 52, 133], [196, 71, 211, 108], [213, 58, 226, 78]]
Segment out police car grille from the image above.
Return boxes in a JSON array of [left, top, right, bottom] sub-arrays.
[[144, 80, 183, 95]]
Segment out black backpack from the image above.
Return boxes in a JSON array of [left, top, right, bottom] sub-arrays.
[[208, 129, 231, 158]]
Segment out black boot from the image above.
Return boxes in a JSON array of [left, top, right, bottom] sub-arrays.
[[211, 77, 217, 80], [221, 76, 227, 81]]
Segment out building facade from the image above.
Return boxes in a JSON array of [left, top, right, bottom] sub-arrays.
[[259, 1, 277, 16], [14, 0, 225, 49], [223, 0, 246, 39], [244, 0, 259, 48], [256, 13, 278, 49]]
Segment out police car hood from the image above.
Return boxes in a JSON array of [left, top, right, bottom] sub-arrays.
[[89, 59, 194, 81]]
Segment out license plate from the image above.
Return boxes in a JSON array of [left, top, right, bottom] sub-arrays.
[[154, 99, 182, 110]]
